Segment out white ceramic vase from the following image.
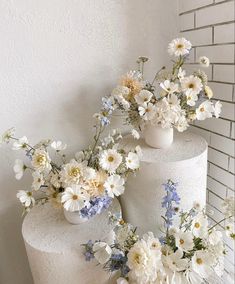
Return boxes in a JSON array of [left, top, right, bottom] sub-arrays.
[[144, 124, 174, 149], [63, 209, 88, 225]]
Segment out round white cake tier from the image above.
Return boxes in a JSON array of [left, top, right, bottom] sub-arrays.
[[22, 199, 121, 284], [120, 131, 208, 236]]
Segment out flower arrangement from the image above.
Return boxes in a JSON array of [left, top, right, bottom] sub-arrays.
[[96, 38, 222, 134], [83, 180, 234, 283], [0, 126, 140, 219]]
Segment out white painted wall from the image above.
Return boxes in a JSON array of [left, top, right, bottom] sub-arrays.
[[0, 1, 178, 283]]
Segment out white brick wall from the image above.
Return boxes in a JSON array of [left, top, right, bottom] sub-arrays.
[[179, 0, 235, 278]]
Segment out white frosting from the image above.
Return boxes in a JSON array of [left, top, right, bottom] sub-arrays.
[[22, 199, 121, 284], [120, 131, 208, 236]]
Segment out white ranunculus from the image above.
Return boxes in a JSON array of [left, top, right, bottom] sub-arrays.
[[99, 149, 122, 173], [192, 213, 208, 238], [191, 250, 213, 279], [13, 159, 25, 180], [213, 101, 222, 118], [51, 140, 67, 151], [196, 101, 214, 121], [175, 230, 194, 252], [32, 171, 44, 191], [168, 38, 192, 57], [125, 152, 140, 170], [138, 102, 156, 121], [131, 129, 140, 140], [61, 185, 89, 212], [17, 190, 35, 207], [12, 136, 29, 150], [104, 174, 125, 198], [199, 56, 210, 67], [160, 80, 179, 94], [116, 277, 129, 284], [93, 242, 112, 265], [60, 160, 85, 186], [31, 148, 51, 172], [181, 75, 203, 96], [83, 167, 97, 180], [135, 89, 153, 105]]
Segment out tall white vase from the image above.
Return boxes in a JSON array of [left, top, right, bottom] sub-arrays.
[[144, 124, 173, 149], [63, 209, 88, 224]]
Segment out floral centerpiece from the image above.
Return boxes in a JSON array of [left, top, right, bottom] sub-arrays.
[[83, 180, 234, 283], [97, 38, 222, 148], [0, 125, 141, 223]]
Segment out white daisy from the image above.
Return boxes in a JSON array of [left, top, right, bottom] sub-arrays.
[[0, 127, 15, 144], [196, 101, 214, 120], [12, 136, 29, 150], [13, 159, 25, 180], [163, 249, 188, 272], [17, 190, 35, 207], [213, 101, 222, 118], [126, 152, 140, 170], [160, 80, 179, 94], [104, 174, 125, 198], [175, 230, 194, 252], [60, 160, 85, 186], [168, 38, 192, 57], [178, 67, 186, 80], [131, 129, 140, 140], [199, 56, 210, 67], [135, 89, 153, 105], [192, 213, 208, 238], [93, 242, 112, 265], [181, 75, 203, 96], [99, 149, 122, 173], [192, 250, 213, 279], [61, 185, 89, 212], [32, 171, 44, 191], [31, 148, 51, 172], [51, 140, 67, 151], [138, 102, 156, 121], [186, 93, 198, 106]]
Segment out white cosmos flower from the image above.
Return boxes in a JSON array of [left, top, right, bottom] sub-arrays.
[[135, 89, 153, 105], [126, 152, 140, 170], [12, 136, 29, 150], [116, 277, 129, 284], [142, 232, 162, 253], [213, 101, 222, 118], [160, 80, 179, 94], [186, 93, 198, 106], [163, 249, 188, 272], [13, 159, 25, 180], [61, 160, 85, 186], [192, 213, 208, 238], [168, 38, 192, 57], [175, 230, 194, 252], [131, 129, 140, 140], [178, 67, 186, 80], [181, 75, 203, 96], [138, 102, 156, 121], [31, 148, 51, 172], [0, 127, 15, 145], [196, 101, 214, 120], [17, 190, 35, 207], [191, 250, 213, 279], [61, 185, 89, 212], [93, 242, 112, 265], [32, 171, 44, 191], [99, 149, 122, 173], [199, 56, 210, 67], [104, 174, 125, 198], [51, 141, 67, 151]]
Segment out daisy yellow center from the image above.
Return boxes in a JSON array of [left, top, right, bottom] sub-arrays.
[[196, 258, 203, 265], [27, 192, 32, 196], [36, 154, 46, 165], [188, 83, 194, 89], [146, 108, 150, 112], [177, 44, 184, 49], [180, 239, 185, 245], [144, 98, 148, 102], [108, 156, 114, 162], [195, 222, 200, 228], [133, 253, 141, 264], [110, 184, 114, 189], [69, 167, 80, 177], [152, 242, 159, 249], [200, 107, 205, 112], [72, 194, 78, 200]]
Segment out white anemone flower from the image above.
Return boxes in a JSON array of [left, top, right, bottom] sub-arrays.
[[196, 101, 214, 120], [126, 152, 140, 170], [17, 190, 35, 207], [199, 56, 210, 67], [181, 75, 203, 96], [178, 67, 186, 80], [168, 38, 192, 57], [163, 249, 188, 272], [13, 159, 25, 180], [104, 174, 125, 198], [138, 102, 156, 121], [61, 185, 89, 212], [31, 148, 51, 172], [186, 93, 198, 106], [93, 242, 112, 265], [213, 101, 222, 118], [12, 136, 29, 150], [135, 89, 153, 105], [0, 127, 15, 144], [192, 213, 208, 238], [51, 141, 67, 151], [32, 171, 44, 191], [160, 80, 179, 94], [191, 251, 213, 279], [131, 129, 140, 140], [99, 149, 122, 173], [175, 230, 194, 252]]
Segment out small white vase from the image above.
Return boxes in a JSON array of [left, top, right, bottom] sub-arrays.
[[63, 209, 88, 225], [144, 124, 173, 149]]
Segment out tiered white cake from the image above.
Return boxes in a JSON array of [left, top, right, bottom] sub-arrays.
[[120, 131, 208, 235], [22, 199, 121, 284]]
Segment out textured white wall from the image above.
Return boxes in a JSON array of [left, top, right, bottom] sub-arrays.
[[0, 1, 178, 283]]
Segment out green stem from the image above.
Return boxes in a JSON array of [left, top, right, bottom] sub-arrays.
[[209, 215, 233, 232]]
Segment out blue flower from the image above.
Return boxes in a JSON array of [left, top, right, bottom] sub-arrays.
[[100, 116, 110, 126], [102, 97, 114, 113], [83, 240, 95, 261], [80, 196, 112, 219]]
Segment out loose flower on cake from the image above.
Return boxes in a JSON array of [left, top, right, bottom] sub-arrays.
[[0, 124, 140, 220], [83, 180, 234, 283]]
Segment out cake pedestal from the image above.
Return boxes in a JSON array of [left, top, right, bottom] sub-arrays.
[[22, 199, 121, 284], [120, 131, 208, 235]]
